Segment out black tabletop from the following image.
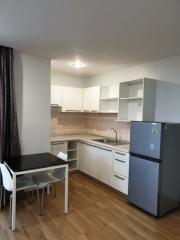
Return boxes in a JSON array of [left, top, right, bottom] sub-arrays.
[[5, 152, 68, 172]]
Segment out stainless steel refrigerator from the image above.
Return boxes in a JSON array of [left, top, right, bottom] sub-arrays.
[[128, 121, 180, 216]]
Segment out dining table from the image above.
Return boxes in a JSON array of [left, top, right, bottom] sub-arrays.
[[4, 152, 69, 231]]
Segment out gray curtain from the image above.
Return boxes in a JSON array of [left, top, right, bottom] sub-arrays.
[[0, 46, 21, 163]]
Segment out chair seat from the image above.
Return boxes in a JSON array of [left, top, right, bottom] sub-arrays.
[[33, 173, 56, 188], [33, 169, 65, 188], [48, 168, 65, 181], [16, 176, 38, 191]]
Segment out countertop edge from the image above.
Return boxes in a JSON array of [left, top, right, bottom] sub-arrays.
[[51, 135, 130, 153]]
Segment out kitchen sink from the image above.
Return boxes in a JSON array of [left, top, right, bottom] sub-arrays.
[[93, 138, 128, 146]]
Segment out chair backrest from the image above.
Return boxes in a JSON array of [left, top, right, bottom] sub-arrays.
[[0, 163, 13, 192]]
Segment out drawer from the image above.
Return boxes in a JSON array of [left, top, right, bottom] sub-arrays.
[[113, 157, 129, 177], [111, 174, 128, 195], [51, 141, 67, 156], [114, 150, 129, 162]]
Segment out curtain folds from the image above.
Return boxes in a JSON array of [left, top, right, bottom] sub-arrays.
[[0, 46, 21, 163]]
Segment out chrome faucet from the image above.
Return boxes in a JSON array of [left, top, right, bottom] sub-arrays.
[[109, 128, 118, 143]]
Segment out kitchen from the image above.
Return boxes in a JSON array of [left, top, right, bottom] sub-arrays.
[[51, 72, 180, 214], [1, 0, 180, 239]]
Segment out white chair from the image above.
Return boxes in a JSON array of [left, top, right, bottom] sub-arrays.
[[33, 152, 67, 215], [0, 163, 40, 228], [33, 168, 65, 215]]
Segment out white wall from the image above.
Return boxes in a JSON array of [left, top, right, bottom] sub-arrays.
[[51, 72, 85, 88], [155, 80, 180, 122], [85, 55, 180, 86], [14, 53, 51, 155]]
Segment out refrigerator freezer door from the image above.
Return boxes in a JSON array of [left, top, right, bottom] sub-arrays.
[[130, 122, 162, 159], [128, 156, 160, 216]]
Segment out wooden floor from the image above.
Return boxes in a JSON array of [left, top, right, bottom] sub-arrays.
[[0, 172, 180, 240]]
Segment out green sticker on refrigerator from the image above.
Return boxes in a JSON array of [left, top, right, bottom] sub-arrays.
[[152, 128, 158, 136]]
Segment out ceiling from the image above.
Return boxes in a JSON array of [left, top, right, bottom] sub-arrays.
[[1, 0, 180, 77]]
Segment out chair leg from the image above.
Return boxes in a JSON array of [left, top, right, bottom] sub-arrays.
[[36, 188, 41, 216], [3, 188, 6, 206], [31, 189, 34, 201], [54, 183, 57, 198], [47, 185, 50, 195], [0, 186, 3, 211], [9, 195, 12, 229], [40, 188, 45, 216]]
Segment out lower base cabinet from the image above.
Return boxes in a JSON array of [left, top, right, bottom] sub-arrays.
[[78, 141, 129, 195], [78, 142, 98, 178], [78, 142, 113, 185], [110, 174, 129, 195]]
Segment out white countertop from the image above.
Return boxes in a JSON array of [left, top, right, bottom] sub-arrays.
[[51, 134, 130, 153]]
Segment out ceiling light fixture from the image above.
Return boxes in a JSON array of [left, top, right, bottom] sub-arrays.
[[71, 61, 86, 69]]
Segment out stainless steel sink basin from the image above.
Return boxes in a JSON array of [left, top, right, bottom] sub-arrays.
[[93, 138, 127, 146]]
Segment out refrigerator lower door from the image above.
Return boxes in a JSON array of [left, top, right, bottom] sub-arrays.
[[128, 155, 160, 216]]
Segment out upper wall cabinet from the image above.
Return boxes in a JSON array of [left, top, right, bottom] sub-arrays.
[[51, 85, 83, 112], [62, 87, 83, 112], [51, 85, 100, 112], [51, 85, 63, 106], [99, 85, 119, 113], [82, 86, 100, 112], [118, 78, 156, 121]]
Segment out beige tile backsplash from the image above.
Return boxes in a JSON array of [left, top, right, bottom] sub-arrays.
[[51, 112, 130, 141]]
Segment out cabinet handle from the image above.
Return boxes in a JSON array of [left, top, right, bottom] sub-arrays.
[[51, 142, 66, 145], [79, 141, 112, 152], [115, 152, 126, 156], [65, 110, 80, 112], [115, 159, 125, 163], [114, 175, 125, 180]]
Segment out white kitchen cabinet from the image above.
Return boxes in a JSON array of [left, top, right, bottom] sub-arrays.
[[62, 86, 83, 112], [78, 141, 130, 195], [96, 145, 113, 185], [78, 141, 113, 185], [51, 141, 67, 155], [110, 174, 129, 195], [118, 78, 156, 121], [51, 140, 78, 171], [82, 86, 100, 112], [78, 142, 98, 178], [111, 150, 129, 194], [51, 84, 63, 106], [113, 150, 129, 177], [100, 85, 119, 113], [82, 88, 91, 112]]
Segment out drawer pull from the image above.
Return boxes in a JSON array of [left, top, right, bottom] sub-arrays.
[[115, 152, 126, 156], [115, 159, 125, 163], [114, 175, 125, 180]]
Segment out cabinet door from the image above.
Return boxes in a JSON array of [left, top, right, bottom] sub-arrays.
[[110, 174, 129, 195], [82, 88, 91, 112], [96, 146, 113, 185], [78, 142, 113, 185], [89, 86, 100, 112], [113, 151, 129, 177], [78, 142, 98, 178], [51, 85, 62, 106], [62, 87, 83, 112], [82, 86, 100, 112]]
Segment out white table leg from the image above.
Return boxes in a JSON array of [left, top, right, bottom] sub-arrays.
[[64, 165, 68, 214], [12, 174, 16, 231]]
